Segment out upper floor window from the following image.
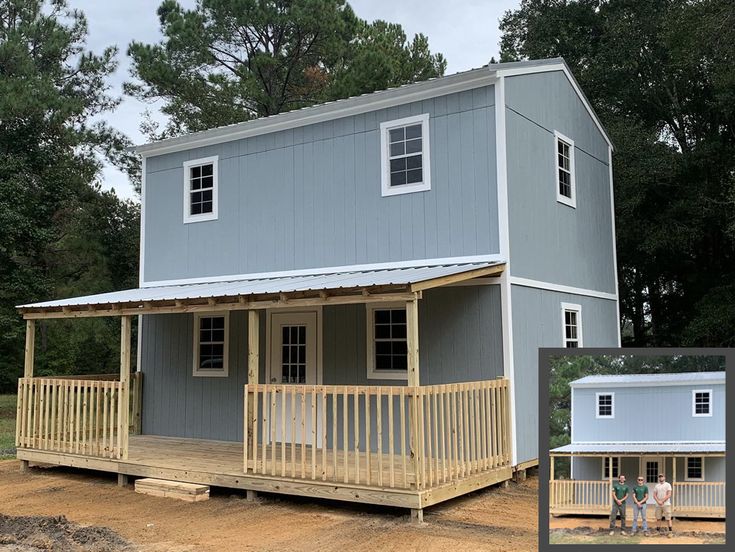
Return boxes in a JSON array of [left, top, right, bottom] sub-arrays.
[[380, 114, 431, 197], [692, 389, 712, 417], [561, 303, 582, 348], [366, 304, 407, 379], [183, 156, 218, 223], [554, 131, 576, 208], [685, 457, 704, 481], [596, 392, 614, 418], [602, 457, 620, 479], [193, 312, 229, 377]]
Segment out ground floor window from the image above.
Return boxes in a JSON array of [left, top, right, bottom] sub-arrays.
[[686, 457, 704, 481], [193, 312, 229, 377], [602, 457, 620, 479], [366, 304, 408, 380]]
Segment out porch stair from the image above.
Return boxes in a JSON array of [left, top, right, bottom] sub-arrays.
[[134, 478, 210, 502]]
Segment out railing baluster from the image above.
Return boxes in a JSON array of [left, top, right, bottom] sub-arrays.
[[310, 386, 317, 480], [353, 387, 360, 485], [321, 386, 327, 481], [332, 388, 338, 482], [376, 387, 383, 487], [400, 387, 407, 488], [291, 386, 296, 479], [388, 386, 395, 488], [281, 385, 286, 477], [365, 387, 371, 486], [343, 386, 349, 484]]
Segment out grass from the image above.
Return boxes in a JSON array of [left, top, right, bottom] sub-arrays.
[[0, 394, 17, 459]]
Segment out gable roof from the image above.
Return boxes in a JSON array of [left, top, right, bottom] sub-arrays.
[[551, 441, 726, 455], [570, 371, 726, 388], [134, 57, 612, 157]]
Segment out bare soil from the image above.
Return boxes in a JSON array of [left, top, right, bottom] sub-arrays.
[[0, 460, 538, 551]]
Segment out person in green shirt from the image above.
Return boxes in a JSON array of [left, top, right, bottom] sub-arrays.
[[609, 474, 629, 535], [631, 476, 649, 535]]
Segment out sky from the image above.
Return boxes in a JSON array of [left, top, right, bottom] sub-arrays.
[[75, 0, 519, 202]]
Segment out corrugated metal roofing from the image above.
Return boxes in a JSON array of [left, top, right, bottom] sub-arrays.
[[571, 372, 726, 387], [18, 261, 501, 310], [551, 442, 726, 454]]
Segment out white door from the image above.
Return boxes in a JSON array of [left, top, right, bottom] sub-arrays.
[[642, 456, 664, 504], [267, 311, 321, 446]]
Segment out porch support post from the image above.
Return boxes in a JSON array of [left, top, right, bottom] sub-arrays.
[[672, 456, 676, 517], [246, 310, 260, 471], [119, 315, 132, 460], [550, 455, 555, 480], [406, 296, 420, 386], [23, 320, 35, 378], [405, 295, 422, 490]]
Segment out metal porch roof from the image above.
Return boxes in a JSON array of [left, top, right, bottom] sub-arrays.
[[570, 372, 726, 387], [17, 260, 504, 315], [551, 442, 726, 455]]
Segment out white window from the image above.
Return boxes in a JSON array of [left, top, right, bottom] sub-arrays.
[[183, 156, 218, 223], [602, 457, 620, 479], [561, 302, 582, 348], [685, 457, 705, 481], [193, 312, 229, 377], [366, 304, 408, 380], [554, 131, 576, 208], [596, 392, 614, 418], [380, 114, 431, 197], [692, 389, 712, 417]]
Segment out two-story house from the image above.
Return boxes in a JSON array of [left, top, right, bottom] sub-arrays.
[[550, 372, 726, 519], [15, 57, 619, 518]]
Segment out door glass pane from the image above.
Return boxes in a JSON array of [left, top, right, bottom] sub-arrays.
[[281, 324, 307, 383]]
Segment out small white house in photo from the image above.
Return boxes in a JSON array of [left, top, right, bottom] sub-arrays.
[[550, 371, 726, 519]]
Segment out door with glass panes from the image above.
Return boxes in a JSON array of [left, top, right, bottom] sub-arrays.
[[267, 311, 321, 446]]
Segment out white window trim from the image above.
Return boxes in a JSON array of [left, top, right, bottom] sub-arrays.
[[183, 155, 219, 224], [379, 113, 431, 197], [554, 130, 576, 208], [684, 456, 705, 482], [601, 456, 621, 479], [691, 389, 713, 417], [192, 312, 230, 377], [366, 302, 408, 380], [596, 392, 615, 419], [560, 302, 583, 348]]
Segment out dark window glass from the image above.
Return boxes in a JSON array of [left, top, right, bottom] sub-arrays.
[[387, 122, 424, 188], [197, 315, 226, 371], [687, 457, 703, 479], [373, 308, 408, 372], [189, 163, 215, 216]]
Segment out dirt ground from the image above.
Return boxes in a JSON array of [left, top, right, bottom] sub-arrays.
[[550, 515, 726, 545], [0, 460, 538, 551]]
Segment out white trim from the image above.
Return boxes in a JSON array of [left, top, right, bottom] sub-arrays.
[[561, 302, 583, 348], [684, 456, 705, 482], [595, 391, 614, 419], [366, 302, 409, 381], [192, 311, 230, 377], [691, 389, 713, 417], [380, 113, 431, 197], [140, 253, 504, 288], [571, 380, 725, 389], [554, 130, 576, 208], [570, 440, 725, 445], [136, 314, 142, 373], [495, 61, 613, 150], [510, 276, 617, 301], [495, 76, 518, 466], [183, 155, 219, 224], [601, 456, 621, 479], [608, 147, 622, 346], [139, 156, 146, 286], [265, 307, 323, 385]]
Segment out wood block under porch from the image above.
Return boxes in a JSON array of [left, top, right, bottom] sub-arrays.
[[18, 434, 513, 510]]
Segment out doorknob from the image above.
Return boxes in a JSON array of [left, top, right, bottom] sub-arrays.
[[271, 377, 277, 383]]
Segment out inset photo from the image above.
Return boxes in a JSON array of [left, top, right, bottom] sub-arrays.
[[546, 353, 726, 546]]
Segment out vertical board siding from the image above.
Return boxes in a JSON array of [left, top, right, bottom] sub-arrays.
[[143, 86, 498, 283]]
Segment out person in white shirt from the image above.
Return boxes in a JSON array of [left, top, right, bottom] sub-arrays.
[[653, 473, 673, 537]]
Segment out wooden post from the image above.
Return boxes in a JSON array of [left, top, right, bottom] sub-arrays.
[[406, 298, 420, 387], [550, 455, 555, 480], [246, 310, 260, 471], [672, 456, 676, 518], [119, 316, 131, 460], [405, 296, 421, 489], [24, 320, 35, 378]]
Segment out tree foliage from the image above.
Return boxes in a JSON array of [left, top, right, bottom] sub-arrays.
[[0, 0, 139, 391], [126, 0, 446, 139], [499, 0, 735, 347]]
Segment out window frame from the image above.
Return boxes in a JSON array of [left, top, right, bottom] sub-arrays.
[[366, 302, 409, 380], [183, 155, 219, 224], [596, 392, 615, 419], [601, 456, 621, 479], [561, 302, 583, 348], [684, 456, 705, 482], [691, 389, 713, 417], [554, 130, 576, 208], [192, 312, 230, 377], [379, 113, 431, 197]]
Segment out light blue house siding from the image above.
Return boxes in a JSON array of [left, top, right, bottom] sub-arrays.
[[140, 285, 504, 442], [572, 384, 726, 443], [142, 85, 499, 284], [572, 457, 726, 484]]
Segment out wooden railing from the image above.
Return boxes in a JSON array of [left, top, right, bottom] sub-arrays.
[[673, 482, 726, 517], [549, 479, 609, 513], [243, 378, 510, 490], [15, 373, 142, 459]]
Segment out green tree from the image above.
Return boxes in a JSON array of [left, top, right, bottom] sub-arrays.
[[126, 0, 446, 139], [0, 0, 139, 391], [499, 0, 735, 347]]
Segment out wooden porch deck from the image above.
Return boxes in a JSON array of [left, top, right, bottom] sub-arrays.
[[18, 434, 512, 510]]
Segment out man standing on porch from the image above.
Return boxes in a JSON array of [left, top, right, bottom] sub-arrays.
[[609, 474, 629, 536], [631, 476, 649, 536], [654, 473, 673, 538]]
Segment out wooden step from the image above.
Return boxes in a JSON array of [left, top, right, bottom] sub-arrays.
[[134, 478, 210, 502]]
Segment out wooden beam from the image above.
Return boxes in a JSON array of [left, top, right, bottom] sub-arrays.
[[23, 320, 35, 378], [246, 310, 260, 469], [550, 455, 555, 480], [409, 264, 505, 292], [119, 316, 132, 460], [406, 297, 420, 387]]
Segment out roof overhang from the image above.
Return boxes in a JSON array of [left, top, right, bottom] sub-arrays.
[[550, 442, 726, 456], [17, 260, 505, 319]]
